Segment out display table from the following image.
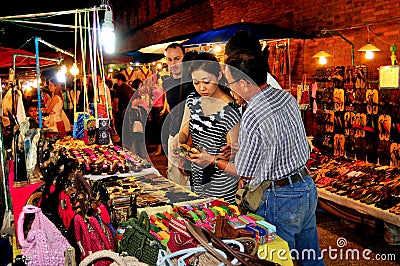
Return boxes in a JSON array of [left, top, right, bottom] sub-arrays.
[[140, 202, 294, 266], [317, 188, 400, 227]]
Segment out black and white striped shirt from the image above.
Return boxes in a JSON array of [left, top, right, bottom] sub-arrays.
[[187, 93, 241, 203]]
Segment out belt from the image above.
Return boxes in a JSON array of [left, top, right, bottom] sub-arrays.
[[270, 167, 308, 189]]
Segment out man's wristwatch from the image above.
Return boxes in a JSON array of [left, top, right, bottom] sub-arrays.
[[214, 157, 222, 168]]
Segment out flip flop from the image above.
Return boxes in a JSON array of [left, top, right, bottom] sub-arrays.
[[333, 88, 340, 111], [334, 134, 341, 157], [384, 114, 391, 141], [340, 134, 345, 157], [378, 115, 385, 141], [366, 88, 373, 114], [372, 89, 379, 114], [390, 142, 398, 167], [360, 113, 367, 138], [354, 113, 361, 138], [339, 89, 345, 111]]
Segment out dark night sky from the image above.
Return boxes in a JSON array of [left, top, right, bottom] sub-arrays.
[[0, 1, 105, 53]]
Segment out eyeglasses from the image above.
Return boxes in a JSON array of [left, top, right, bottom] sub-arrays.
[[228, 79, 240, 86]]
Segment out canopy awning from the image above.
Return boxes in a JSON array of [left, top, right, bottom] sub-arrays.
[[0, 46, 59, 68], [124, 50, 164, 64], [182, 22, 311, 46], [138, 31, 205, 54]]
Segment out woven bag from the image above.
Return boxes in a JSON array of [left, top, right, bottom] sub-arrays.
[[17, 205, 71, 266], [120, 211, 165, 265], [79, 250, 149, 266]]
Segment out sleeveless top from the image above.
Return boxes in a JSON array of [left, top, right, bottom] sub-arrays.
[[51, 95, 63, 122], [186, 93, 241, 204]]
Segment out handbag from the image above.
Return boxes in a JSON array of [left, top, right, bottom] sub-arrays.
[[17, 205, 71, 266], [157, 239, 244, 266], [119, 211, 165, 266], [186, 221, 280, 266], [79, 250, 149, 266], [84, 117, 97, 145], [133, 120, 144, 133], [235, 181, 271, 213], [96, 118, 110, 145], [73, 112, 90, 139], [167, 217, 198, 253]]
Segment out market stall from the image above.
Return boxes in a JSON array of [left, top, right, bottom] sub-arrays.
[[306, 64, 400, 242]]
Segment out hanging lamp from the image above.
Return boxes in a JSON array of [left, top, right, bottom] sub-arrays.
[[312, 50, 332, 65], [358, 26, 380, 59]]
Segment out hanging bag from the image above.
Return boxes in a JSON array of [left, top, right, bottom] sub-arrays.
[[17, 205, 71, 266], [119, 211, 165, 266]]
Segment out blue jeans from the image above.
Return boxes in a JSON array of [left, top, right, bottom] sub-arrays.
[[256, 175, 325, 266]]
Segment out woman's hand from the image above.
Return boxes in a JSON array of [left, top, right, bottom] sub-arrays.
[[188, 148, 215, 167]]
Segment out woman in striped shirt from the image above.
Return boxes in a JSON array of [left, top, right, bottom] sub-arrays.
[[177, 52, 241, 204]]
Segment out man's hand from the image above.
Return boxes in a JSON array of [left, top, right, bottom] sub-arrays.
[[220, 143, 239, 159]]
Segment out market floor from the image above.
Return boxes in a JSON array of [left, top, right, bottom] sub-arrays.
[[147, 148, 400, 266]]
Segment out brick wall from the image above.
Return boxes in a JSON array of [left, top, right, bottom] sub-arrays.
[[113, 0, 399, 89]]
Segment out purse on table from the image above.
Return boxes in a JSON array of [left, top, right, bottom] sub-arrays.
[[119, 211, 165, 266], [79, 250, 149, 266]]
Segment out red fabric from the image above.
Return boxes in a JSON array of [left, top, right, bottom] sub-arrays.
[[8, 160, 42, 242], [98, 203, 111, 224], [0, 46, 58, 68], [58, 190, 75, 230]]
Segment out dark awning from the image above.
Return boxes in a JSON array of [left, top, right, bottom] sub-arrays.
[[182, 22, 311, 46], [124, 50, 164, 63]]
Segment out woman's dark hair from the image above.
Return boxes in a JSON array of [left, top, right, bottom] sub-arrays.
[[49, 78, 63, 97], [189, 52, 231, 96]]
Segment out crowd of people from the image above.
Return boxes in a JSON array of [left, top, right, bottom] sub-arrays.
[[17, 68, 168, 155]]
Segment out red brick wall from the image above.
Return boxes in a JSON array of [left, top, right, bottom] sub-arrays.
[[113, 0, 400, 89]]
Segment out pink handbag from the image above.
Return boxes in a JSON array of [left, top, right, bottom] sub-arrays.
[[17, 205, 71, 266]]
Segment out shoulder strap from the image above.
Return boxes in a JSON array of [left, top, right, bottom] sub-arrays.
[[185, 220, 234, 266]]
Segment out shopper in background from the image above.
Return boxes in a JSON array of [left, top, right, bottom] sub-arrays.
[[44, 78, 70, 138], [162, 43, 197, 186], [224, 30, 324, 266], [178, 52, 241, 204], [124, 93, 151, 162], [97, 74, 113, 117], [26, 103, 39, 129], [62, 83, 75, 124], [149, 81, 168, 155], [113, 73, 134, 143]]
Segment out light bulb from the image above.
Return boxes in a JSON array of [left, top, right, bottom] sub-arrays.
[[61, 65, 67, 74], [70, 63, 79, 76], [319, 56, 327, 65], [365, 50, 374, 60], [101, 9, 115, 54], [57, 71, 66, 83]]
